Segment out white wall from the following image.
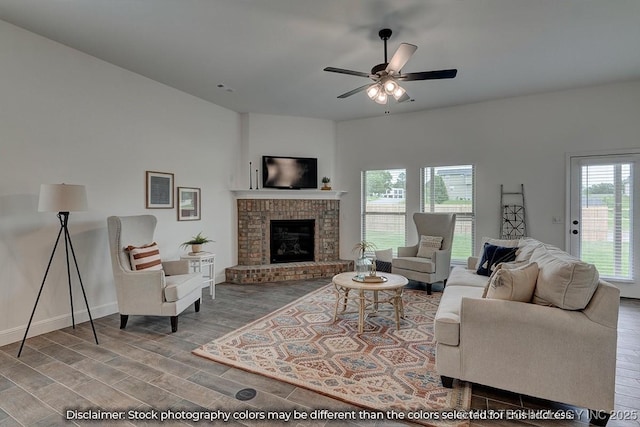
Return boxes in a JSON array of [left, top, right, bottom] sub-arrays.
[[0, 20, 240, 345], [336, 80, 640, 296], [229, 113, 336, 269], [238, 113, 336, 189]]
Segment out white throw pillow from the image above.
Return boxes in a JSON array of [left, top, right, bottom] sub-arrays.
[[486, 262, 539, 302], [481, 260, 525, 298], [126, 242, 163, 271], [374, 248, 393, 262], [416, 235, 443, 258]]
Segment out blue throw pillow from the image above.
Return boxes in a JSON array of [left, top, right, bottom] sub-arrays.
[[476, 243, 518, 276]]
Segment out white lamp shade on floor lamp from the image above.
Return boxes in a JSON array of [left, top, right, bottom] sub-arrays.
[[38, 184, 88, 213]]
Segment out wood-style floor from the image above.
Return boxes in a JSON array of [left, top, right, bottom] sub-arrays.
[[1, 279, 639, 427]]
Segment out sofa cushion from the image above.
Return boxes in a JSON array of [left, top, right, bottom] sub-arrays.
[[486, 262, 539, 302], [515, 238, 543, 263], [530, 245, 599, 310], [476, 243, 518, 276], [164, 273, 202, 302], [447, 266, 490, 288], [434, 285, 486, 346], [416, 235, 443, 258], [126, 242, 163, 271], [392, 257, 435, 274]]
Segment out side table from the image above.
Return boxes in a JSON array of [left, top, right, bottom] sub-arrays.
[[180, 252, 216, 299]]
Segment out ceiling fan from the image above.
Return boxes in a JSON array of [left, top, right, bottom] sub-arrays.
[[324, 28, 457, 104]]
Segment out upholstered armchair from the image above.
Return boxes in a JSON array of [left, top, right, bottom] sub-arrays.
[[107, 215, 202, 332], [392, 212, 456, 294]]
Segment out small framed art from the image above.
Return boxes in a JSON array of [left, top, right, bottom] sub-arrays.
[[178, 187, 201, 221], [146, 171, 174, 209]]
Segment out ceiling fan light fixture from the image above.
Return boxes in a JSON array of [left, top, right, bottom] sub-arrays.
[[374, 91, 388, 105], [324, 28, 458, 108], [382, 77, 399, 95], [366, 84, 381, 100], [392, 85, 406, 100]]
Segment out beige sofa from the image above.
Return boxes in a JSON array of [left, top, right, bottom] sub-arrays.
[[434, 238, 619, 426]]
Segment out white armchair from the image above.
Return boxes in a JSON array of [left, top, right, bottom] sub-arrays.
[[392, 213, 456, 294], [107, 215, 202, 332]]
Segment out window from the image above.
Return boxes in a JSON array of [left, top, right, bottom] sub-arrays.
[[421, 165, 475, 263], [361, 169, 406, 254], [570, 156, 635, 281]]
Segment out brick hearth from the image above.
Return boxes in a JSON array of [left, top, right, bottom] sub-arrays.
[[226, 196, 352, 284], [225, 260, 353, 284]]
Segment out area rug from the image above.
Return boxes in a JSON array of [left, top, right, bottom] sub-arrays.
[[193, 284, 471, 426]]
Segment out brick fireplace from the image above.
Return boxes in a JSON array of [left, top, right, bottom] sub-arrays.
[[225, 192, 352, 284]]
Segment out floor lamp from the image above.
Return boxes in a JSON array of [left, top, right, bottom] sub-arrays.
[[18, 184, 99, 357]]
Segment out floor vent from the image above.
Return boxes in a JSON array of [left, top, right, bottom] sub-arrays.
[[235, 388, 257, 401]]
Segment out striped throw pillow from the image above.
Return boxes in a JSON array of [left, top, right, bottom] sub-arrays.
[[416, 235, 443, 258], [125, 242, 163, 271]]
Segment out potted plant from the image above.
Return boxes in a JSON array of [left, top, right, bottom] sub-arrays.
[[352, 240, 377, 278], [180, 232, 214, 254], [352, 240, 377, 257], [321, 176, 331, 190]]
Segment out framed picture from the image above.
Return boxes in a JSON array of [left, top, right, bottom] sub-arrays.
[[177, 187, 201, 221], [146, 171, 174, 209]]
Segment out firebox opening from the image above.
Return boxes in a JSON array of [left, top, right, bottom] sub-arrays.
[[270, 219, 315, 263]]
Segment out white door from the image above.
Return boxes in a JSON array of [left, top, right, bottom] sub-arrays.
[[569, 153, 639, 298]]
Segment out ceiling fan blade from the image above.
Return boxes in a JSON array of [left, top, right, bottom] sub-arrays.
[[385, 43, 417, 74], [398, 69, 458, 81], [324, 67, 371, 78], [337, 84, 372, 99]]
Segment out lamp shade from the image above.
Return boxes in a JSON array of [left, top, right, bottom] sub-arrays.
[[38, 184, 88, 212]]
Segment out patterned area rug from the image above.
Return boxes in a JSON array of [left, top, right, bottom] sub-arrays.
[[193, 283, 471, 426]]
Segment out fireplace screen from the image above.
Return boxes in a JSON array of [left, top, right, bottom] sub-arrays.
[[270, 219, 315, 263]]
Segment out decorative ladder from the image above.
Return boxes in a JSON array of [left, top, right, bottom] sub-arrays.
[[500, 184, 527, 239]]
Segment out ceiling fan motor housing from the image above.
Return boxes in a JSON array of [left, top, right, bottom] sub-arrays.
[[378, 28, 392, 40], [371, 63, 388, 75]]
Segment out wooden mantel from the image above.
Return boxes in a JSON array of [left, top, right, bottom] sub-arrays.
[[231, 189, 346, 200]]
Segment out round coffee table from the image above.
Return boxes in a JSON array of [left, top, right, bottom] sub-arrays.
[[332, 272, 408, 333]]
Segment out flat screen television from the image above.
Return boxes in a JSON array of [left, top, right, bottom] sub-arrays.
[[262, 156, 318, 189]]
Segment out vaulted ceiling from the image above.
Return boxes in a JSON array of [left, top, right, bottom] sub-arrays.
[[1, 0, 639, 121]]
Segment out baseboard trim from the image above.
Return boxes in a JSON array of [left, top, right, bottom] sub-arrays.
[[0, 302, 118, 347]]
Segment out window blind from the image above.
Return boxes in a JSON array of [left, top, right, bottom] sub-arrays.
[[580, 162, 633, 280]]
